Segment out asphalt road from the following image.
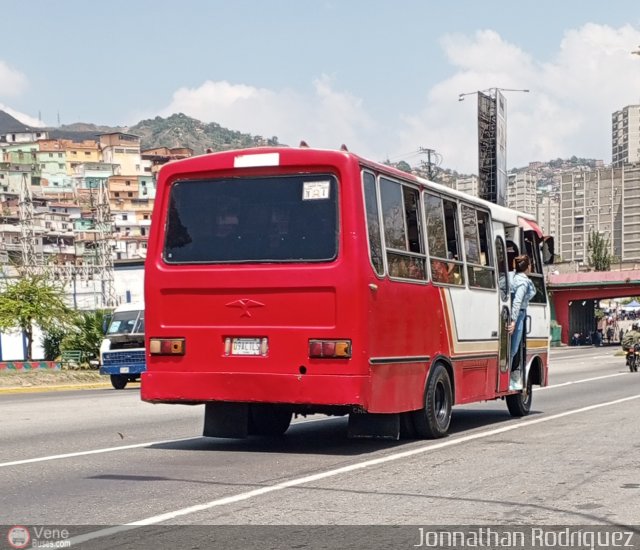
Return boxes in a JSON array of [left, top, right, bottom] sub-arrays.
[[1, 346, 639, 548]]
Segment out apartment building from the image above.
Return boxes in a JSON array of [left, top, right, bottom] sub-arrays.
[[507, 172, 537, 215], [73, 162, 118, 190], [108, 175, 153, 258], [536, 192, 560, 239], [99, 133, 142, 175], [0, 127, 48, 144], [454, 175, 479, 197], [141, 147, 193, 175], [622, 164, 640, 259], [63, 139, 101, 175], [558, 167, 625, 263], [37, 139, 69, 191], [612, 105, 640, 167]]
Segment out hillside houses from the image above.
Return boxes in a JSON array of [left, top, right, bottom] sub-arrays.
[[0, 119, 193, 267]]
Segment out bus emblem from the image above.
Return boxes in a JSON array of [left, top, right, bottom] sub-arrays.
[[225, 299, 265, 317]]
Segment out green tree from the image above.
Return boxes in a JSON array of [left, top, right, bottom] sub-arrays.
[[61, 309, 109, 364], [396, 161, 412, 173], [0, 274, 73, 360], [42, 325, 66, 361], [588, 229, 612, 271]]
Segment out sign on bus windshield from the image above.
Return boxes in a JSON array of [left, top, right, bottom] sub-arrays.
[[107, 311, 145, 335], [164, 174, 338, 263]]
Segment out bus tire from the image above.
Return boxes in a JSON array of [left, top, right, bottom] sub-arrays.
[[249, 404, 292, 436], [411, 363, 452, 439], [110, 375, 128, 390], [506, 374, 533, 417]]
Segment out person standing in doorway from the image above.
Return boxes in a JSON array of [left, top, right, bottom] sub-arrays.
[[507, 255, 537, 390]]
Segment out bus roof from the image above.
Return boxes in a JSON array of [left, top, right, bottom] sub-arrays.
[[156, 145, 538, 229]]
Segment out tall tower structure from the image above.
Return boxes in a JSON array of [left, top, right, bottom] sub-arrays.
[[459, 87, 528, 206], [18, 173, 41, 275], [95, 179, 116, 307]]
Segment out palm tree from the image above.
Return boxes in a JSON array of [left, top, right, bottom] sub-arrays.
[[61, 309, 109, 364]]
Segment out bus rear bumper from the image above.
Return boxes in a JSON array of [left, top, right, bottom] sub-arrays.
[[141, 371, 370, 409], [141, 365, 427, 413]]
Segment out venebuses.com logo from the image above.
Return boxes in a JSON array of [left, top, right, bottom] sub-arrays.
[[6, 525, 71, 549], [6, 526, 30, 549]]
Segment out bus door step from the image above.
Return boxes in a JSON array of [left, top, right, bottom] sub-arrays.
[[348, 412, 400, 440]]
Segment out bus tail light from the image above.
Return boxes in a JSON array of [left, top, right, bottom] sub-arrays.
[[309, 339, 351, 359], [149, 338, 185, 355]]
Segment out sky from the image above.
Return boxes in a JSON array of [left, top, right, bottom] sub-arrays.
[[1, 0, 640, 173]]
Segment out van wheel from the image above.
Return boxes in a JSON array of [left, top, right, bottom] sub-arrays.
[[411, 363, 452, 438], [248, 404, 292, 436], [110, 375, 128, 390], [506, 374, 533, 417]]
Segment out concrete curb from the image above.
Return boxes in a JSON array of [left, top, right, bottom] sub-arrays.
[[0, 381, 139, 395]]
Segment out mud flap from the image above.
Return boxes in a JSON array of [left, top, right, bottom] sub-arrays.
[[347, 412, 400, 440], [203, 402, 249, 438]]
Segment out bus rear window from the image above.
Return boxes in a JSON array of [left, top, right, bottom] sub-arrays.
[[164, 174, 338, 263]]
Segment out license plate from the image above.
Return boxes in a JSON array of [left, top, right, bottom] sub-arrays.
[[231, 338, 262, 356], [120, 367, 130, 374]]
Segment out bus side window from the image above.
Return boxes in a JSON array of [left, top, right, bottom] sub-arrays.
[[506, 239, 519, 272], [424, 193, 464, 286], [362, 171, 384, 275], [461, 206, 495, 290], [524, 233, 547, 304], [380, 176, 426, 281]]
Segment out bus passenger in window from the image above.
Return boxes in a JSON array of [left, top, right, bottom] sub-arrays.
[[431, 259, 448, 283], [507, 255, 536, 390], [447, 253, 461, 285]]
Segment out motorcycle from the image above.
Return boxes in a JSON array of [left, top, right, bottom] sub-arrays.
[[625, 344, 639, 373]]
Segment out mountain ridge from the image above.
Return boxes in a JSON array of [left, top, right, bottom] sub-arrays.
[[0, 110, 281, 154]]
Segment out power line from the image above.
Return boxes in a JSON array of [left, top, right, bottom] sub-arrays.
[[384, 149, 424, 163], [418, 147, 443, 181]]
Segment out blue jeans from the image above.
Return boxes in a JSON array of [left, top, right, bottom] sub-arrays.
[[510, 308, 526, 367]]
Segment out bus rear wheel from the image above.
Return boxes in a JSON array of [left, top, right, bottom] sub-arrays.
[[411, 363, 452, 438], [248, 404, 292, 436], [110, 375, 128, 390], [506, 374, 533, 417]]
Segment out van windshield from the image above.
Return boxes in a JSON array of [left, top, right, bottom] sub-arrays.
[[163, 174, 338, 263], [107, 311, 144, 335]]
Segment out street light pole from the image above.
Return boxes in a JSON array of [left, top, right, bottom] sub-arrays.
[[458, 87, 530, 102]]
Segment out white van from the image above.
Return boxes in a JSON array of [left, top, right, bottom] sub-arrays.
[[99, 302, 145, 389]]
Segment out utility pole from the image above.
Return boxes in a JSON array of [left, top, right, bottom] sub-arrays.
[[418, 147, 442, 181]]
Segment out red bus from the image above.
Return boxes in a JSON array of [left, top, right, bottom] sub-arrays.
[[142, 146, 552, 439]]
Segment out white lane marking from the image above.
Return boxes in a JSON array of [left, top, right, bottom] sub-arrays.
[[0, 437, 200, 468], [0, 416, 328, 468], [70, 393, 640, 546], [0, 371, 630, 468], [540, 372, 628, 390]]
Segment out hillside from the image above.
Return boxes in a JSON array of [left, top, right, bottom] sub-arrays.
[[2, 109, 600, 177], [128, 113, 281, 153], [0, 110, 280, 154]]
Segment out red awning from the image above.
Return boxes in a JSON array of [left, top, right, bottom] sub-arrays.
[[518, 217, 543, 238]]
